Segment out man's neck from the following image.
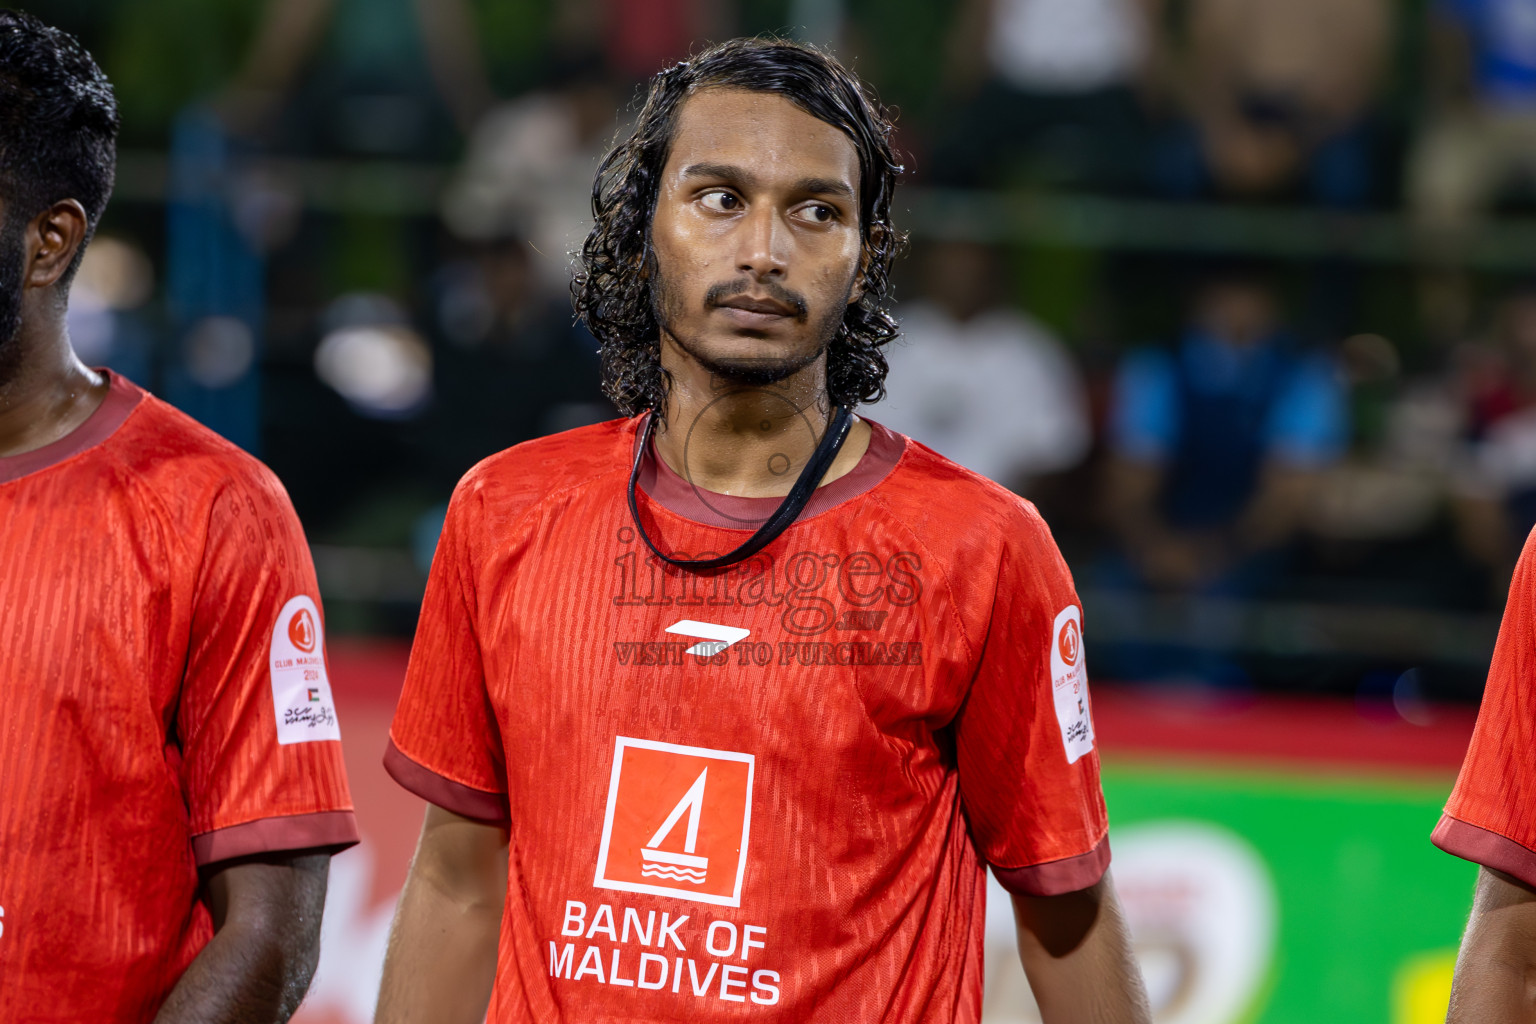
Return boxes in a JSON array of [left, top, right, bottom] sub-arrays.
[[653, 339, 871, 499], [0, 322, 108, 459]]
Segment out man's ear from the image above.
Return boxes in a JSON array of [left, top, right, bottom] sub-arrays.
[[24, 199, 90, 291], [849, 223, 889, 306]]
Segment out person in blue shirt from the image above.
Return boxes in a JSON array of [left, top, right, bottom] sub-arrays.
[[1101, 266, 1347, 596]]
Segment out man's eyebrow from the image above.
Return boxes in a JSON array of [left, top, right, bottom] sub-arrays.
[[680, 162, 756, 186], [679, 163, 856, 201], [793, 176, 856, 201]]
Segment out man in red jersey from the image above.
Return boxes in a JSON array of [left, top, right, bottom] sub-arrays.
[[1436, 527, 1536, 1021], [0, 11, 357, 1023], [378, 38, 1150, 1023]]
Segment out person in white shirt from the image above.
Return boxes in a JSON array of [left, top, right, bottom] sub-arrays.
[[879, 240, 1091, 490], [935, 0, 1161, 189]]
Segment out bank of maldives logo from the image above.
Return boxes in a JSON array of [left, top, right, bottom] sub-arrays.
[[594, 737, 754, 907]]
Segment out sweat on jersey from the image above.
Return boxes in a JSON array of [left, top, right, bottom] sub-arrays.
[[0, 373, 357, 1021], [387, 415, 1108, 1022], [1436, 524, 1536, 886]]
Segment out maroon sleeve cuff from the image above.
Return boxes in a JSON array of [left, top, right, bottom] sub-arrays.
[[384, 738, 510, 825], [991, 837, 1112, 897], [192, 810, 360, 866], [1433, 813, 1536, 889]]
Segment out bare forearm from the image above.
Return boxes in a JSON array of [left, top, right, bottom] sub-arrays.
[[1234, 466, 1317, 552], [1446, 955, 1534, 1022], [375, 861, 503, 1023], [154, 852, 329, 1024], [1102, 458, 1171, 546], [234, 0, 335, 94], [151, 920, 317, 1024], [1014, 878, 1151, 1024], [1447, 869, 1536, 1023], [410, 0, 493, 131]]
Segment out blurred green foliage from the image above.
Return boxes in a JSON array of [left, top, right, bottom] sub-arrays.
[[16, 0, 559, 144], [104, 0, 265, 143], [18, 0, 265, 145], [466, 0, 557, 97]]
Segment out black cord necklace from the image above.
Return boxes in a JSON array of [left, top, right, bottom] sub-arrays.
[[627, 404, 853, 571]]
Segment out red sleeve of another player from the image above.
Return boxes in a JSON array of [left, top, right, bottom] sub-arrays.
[[955, 506, 1109, 897], [181, 469, 358, 866], [1435, 527, 1536, 886], [385, 479, 509, 824]]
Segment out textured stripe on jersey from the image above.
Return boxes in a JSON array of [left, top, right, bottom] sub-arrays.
[[0, 373, 357, 1022], [388, 416, 1109, 1023]]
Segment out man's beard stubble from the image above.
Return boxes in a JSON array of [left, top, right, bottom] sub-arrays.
[[650, 268, 852, 390]]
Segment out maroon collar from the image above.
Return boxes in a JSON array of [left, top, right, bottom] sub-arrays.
[[634, 414, 905, 530], [0, 370, 144, 486]]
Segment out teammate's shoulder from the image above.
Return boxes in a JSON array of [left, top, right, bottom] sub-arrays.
[[112, 388, 290, 503], [452, 415, 632, 509]]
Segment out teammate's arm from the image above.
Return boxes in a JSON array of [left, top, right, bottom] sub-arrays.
[[376, 805, 509, 1024], [151, 851, 331, 1024], [1012, 871, 1152, 1024], [1446, 867, 1536, 1022]]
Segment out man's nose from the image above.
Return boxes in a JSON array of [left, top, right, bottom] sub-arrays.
[[735, 204, 789, 279]]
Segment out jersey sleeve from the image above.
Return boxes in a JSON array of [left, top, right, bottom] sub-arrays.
[[180, 467, 358, 866], [384, 475, 510, 823], [955, 505, 1110, 896], [1434, 526, 1536, 886]]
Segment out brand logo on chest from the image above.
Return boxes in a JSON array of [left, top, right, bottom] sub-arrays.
[[594, 736, 754, 907]]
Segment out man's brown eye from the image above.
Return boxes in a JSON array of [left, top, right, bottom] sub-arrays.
[[702, 191, 738, 212]]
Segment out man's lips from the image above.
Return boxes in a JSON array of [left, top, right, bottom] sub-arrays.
[[714, 295, 798, 327]]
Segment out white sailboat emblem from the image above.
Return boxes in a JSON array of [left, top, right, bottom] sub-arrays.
[[640, 768, 709, 883]]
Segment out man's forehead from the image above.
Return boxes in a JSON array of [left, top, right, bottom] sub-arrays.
[[665, 88, 859, 191]]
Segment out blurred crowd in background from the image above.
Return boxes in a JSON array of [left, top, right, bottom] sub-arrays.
[[36, 0, 1536, 700]]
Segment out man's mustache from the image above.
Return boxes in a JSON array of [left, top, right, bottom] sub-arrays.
[[703, 279, 809, 321]]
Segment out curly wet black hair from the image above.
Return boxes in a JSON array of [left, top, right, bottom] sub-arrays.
[[0, 9, 118, 285], [573, 37, 905, 416]]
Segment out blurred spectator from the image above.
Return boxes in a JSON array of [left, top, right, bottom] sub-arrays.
[[163, 105, 267, 452], [599, 0, 731, 81], [879, 241, 1090, 490], [441, 53, 624, 296], [219, 0, 492, 152], [1154, 0, 1391, 204], [1101, 266, 1348, 593], [1408, 0, 1536, 228], [154, 0, 497, 454], [416, 235, 611, 487], [1302, 333, 1452, 549], [931, 0, 1161, 190], [1449, 287, 1536, 575]]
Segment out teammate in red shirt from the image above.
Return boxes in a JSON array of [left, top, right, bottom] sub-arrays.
[[1436, 527, 1536, 1020], [0, 12, 356, 1022], [378, 38, 1150, 1023]]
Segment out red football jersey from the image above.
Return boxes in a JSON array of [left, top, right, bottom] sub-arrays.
[[0, 373, 357, 1021], [1436, 525, 1536, 885], [387, 416, 1108, 1023]]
